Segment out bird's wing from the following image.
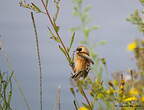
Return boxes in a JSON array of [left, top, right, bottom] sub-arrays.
[[78, 53, 94, 64]]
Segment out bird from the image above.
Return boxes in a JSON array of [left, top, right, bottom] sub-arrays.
[[71, 46, 94, 80]]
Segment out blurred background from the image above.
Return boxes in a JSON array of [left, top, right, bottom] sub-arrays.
[[0, 0, 143, 110]]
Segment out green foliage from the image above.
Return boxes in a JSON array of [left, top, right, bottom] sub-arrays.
[[68, 32, 75, 52], [139, 0, 144, 4], [70, 0, 144, 110], [131, 39, 144, 75], [0, 71, 13, 110], [71, 0, 99, 41], [19, 1, 43, 13], [127, 9, 144, 32], [45, 0, 49, 8], [70, 0, 111, 109]]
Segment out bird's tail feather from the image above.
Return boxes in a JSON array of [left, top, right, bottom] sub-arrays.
[[71, 70, 89, 80]]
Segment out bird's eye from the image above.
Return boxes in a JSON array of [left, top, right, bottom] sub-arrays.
[[76, 48, 82, 52]]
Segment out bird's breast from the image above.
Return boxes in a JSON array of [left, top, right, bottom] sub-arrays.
[[74, 55, 88, 73]]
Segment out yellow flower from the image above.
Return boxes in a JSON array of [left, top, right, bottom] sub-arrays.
[[124, 96, 137, 102], [129, 88, 139, 95], [113, 80, 118, 86], [78, 107, 88, 110], [106, 88, 115, 94], [106, 90, 111, 94], [127, 42, 137, 51], [141, 96, 144, 102]]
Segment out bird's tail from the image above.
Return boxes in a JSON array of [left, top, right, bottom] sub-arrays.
[[71, 70, 89, 80]]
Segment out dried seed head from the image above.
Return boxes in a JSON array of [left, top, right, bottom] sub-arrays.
[[108, 81, 114, 87]]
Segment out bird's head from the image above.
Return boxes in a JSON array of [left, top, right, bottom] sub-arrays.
[[76, 46, 89, 56]]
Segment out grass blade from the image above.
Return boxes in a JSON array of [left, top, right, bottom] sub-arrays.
[[31, 12, 43, 110], [68, 32, 75, 52]]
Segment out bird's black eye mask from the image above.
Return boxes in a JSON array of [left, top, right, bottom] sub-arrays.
[[76, 48, 82, 52]]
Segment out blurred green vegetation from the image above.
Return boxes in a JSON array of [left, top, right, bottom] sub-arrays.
[[70, 0, 144, 110]]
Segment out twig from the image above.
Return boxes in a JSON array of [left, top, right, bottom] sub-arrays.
[[57, 86, 61, 110], [53, 0, 61, 22], [54, 85, 61, 110], [78, 84, 92, 110], [73, 100, 78, 110], [31, 12, 43, 110], [40, 0, 73, 70]]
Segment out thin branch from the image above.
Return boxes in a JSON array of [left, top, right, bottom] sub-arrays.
[[40, 0, 73, 70], [54, 85, 61, 110], [31, 12, 43, 110], [79, 84, 92, 110], [81, 89, 92, 110], [53, 0, 61, 22], [73, 100, 78, 110]]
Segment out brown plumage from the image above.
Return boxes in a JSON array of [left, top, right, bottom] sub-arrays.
[[72, 46, 94, 80]]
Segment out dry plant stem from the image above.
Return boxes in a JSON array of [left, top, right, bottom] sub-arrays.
[[73, 100, 78, 110], [80, 85, 92, 110], [58, 87, 61, 110], [40, 0, 72, 68], [31, 12, 43, 110], [54, 86, 61, 110], [53, 0, 60, 22]]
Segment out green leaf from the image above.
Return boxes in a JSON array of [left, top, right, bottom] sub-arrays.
[[97, 93, 104, 99], [84, 5, 92, 12], [8, 91, 12, 106], [50, 36, 60, 43], [45, 0, 49, 8], [70, 88, 76, 97], [70, 27, 80, 32], [58, 45, 69, 61], [82, 102, 89, 108], [53, 19, 60, 32], [8, 71, 14, 82], [59, 45, 66, 54], [68, 32, 75, 52], [73, 0, 83, 4], [127, 9, 144, 32], [139, 0, 144, 4], [48, 27, 60, 43], [101, 58, 106, 65], [83, 28, 90, 38], [0, 72, 2, 82], [80, 40, 88, 45], [90, 26, 99, 31], [73, 11, 80, 16], [31, 3, 42, 13], [97, 64, 103, 80]]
